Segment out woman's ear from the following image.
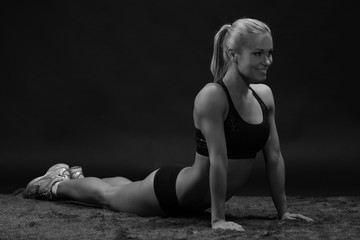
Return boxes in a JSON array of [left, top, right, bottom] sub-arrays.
[[228, 49, 235, 57], [228, 49, 237, 62]]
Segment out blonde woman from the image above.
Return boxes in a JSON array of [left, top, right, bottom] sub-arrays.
[[24, 18, 313, 231]]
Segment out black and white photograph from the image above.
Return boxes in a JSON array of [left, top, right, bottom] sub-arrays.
[[1, 1, 359, 239]]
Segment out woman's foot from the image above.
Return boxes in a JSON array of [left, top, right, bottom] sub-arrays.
[[23, 164, 70, 200]]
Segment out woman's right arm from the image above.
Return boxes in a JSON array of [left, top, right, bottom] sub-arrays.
[[194, 84, 244, 231]]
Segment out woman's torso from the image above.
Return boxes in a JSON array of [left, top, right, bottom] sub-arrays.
[[176, 82, 269, 212], [195, 80, 269, 159]]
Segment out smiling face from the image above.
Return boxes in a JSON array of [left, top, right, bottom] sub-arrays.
[[234, 33, 273, 83]]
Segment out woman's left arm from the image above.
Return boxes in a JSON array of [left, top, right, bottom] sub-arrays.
[[259, 85, 313, 222]]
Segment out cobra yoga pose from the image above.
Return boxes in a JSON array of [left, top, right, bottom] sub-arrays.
[[23, 17, 313, 231]]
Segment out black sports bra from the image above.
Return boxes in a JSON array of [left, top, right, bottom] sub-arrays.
[[195, 80, 270, 159]]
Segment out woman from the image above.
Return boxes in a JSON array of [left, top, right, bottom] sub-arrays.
[[23, 18, 313, 231]]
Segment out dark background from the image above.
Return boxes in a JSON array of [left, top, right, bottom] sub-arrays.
[[1, 1, 358, 195]]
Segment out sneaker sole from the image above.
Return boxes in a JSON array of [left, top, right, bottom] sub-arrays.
[[26, 168, 69, 189], [24, 168, 69, 199]]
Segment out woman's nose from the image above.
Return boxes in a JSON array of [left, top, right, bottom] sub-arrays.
[[263, 55, 272, 66]]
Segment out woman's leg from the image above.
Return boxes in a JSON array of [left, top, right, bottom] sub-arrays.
[[56, 177, 112, 206], [102, 176, 132, 185], [57, 170, 165, 217]]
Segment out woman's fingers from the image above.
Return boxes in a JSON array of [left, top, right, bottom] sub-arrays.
[[230, 222, 245, 231], [212, 221, 245, 231], [282, 213, 314, 222], [295, 214, 314, 222]]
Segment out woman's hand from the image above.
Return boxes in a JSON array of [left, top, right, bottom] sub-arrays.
[[281, 212, 313, 222], [212, 220, 245, 231]]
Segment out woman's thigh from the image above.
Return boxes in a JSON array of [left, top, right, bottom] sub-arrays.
[[102, 176, 132, 185], [104, 169, 165, 217]]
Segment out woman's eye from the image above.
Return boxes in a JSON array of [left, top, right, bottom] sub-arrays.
[[254, 52, 262, 56]]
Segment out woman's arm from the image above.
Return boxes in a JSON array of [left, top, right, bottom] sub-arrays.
[[194, 84, 244, 231], [260, 86, 287, 217], [259, 84, 313, 222]]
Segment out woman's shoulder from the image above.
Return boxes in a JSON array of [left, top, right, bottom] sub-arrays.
[[194, 82, 228, 115], [249, 83, 275, 109], [195, 82, 227, 103]]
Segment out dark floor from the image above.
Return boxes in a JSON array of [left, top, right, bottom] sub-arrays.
[[1, 192, 360, 240]]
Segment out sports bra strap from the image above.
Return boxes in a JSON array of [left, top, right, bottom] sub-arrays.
[[217, 80, 268, 113], [217, 80, 236, 110], [249, 86, 268, 112]]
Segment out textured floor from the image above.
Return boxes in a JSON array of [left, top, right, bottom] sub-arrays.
[[0, 191, 359, 240]]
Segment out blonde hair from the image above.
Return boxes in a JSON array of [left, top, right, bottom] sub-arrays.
[[210, 18, 271, 82]]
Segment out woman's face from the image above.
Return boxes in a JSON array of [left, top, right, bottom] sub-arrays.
[[235, 33, 273, 83]]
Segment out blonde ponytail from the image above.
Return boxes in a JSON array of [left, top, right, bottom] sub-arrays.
[[210, 24, 231, 82]]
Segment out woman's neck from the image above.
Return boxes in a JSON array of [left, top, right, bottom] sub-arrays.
[[222, 65, 250, 96]]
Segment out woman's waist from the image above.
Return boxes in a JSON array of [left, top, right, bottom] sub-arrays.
[[179, 155, 253, 211], [194, 152, 255, 166], [193, 153, 254, 186], [192, 154, 253, 188]]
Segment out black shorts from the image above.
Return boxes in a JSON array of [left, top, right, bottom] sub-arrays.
[[153, 165, 186, 217]]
